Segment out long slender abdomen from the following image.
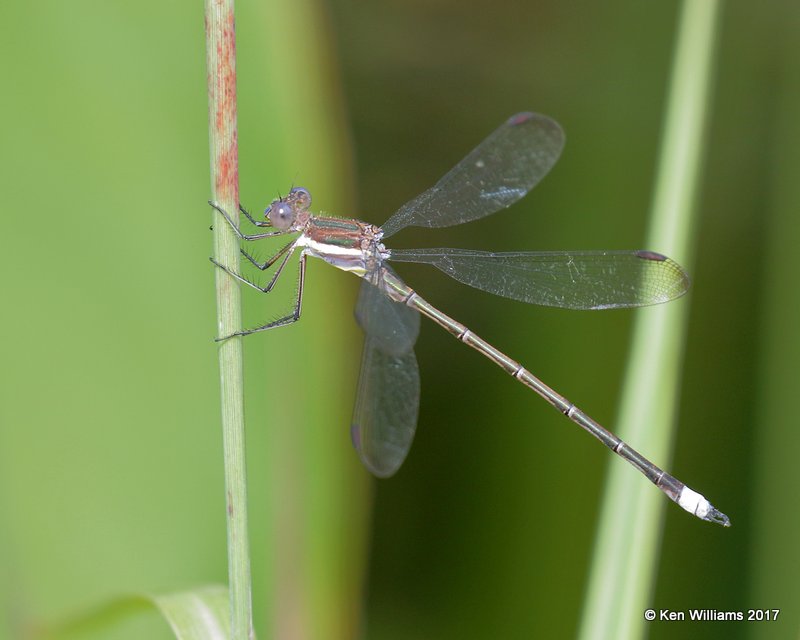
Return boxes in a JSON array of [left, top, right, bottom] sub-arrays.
[[400, 287, 728, 526]]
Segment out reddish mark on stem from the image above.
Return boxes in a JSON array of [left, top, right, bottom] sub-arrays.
[[216, 137, 239, 199], [209, 6, 239, 201]]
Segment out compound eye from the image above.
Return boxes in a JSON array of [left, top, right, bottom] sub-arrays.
[[266, 200, 294, 230], [289, 186, 311, 210]]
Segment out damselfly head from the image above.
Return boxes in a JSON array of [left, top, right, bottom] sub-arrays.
[[288, 186, 312, 210], [265, 186, 312, 230]]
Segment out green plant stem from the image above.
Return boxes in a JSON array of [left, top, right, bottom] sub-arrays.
[[204, 2, 253, 639], [578, 2, 721, 639]]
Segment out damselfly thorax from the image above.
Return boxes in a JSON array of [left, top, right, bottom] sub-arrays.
[[297, 217, 389, 278]]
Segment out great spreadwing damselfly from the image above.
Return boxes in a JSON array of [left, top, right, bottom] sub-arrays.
[[209, 112, 730, 526]]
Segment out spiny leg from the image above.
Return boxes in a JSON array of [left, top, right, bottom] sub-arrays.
[[214, 254, 307, 340], [259, 245, 296, 293], [241, 240, 295, 271], [208, 200, 287, 241], [238, 203, 269, 227], [210, 243, 296, 294]]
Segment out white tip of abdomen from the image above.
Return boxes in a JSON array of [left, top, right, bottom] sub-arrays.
[[678, 486, 710, 519]]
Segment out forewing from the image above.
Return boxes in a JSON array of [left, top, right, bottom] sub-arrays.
[[381, 113, 564, 238]]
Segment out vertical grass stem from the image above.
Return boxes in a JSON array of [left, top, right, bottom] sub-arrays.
[[578, 2, 722, 638], [204, 1, 254, 639]]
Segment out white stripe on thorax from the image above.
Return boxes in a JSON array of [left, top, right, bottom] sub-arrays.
[[296, 234, 365, 258]]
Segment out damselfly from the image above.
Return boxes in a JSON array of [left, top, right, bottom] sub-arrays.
[[209, 112, 729, 526]]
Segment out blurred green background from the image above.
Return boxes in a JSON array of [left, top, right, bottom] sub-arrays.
[[1, 1, 797, 639]]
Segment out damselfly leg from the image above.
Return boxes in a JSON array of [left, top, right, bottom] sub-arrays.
[[209, 201, 306, 340], [209, 200, 288, 241]]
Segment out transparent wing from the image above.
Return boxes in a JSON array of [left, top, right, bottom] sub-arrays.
[[381, 113, 564, 239], [354, 271, 420, 356], [351, 336, 420, 478], [351, 271, 422, 477], [389, 248, 689, 310]]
